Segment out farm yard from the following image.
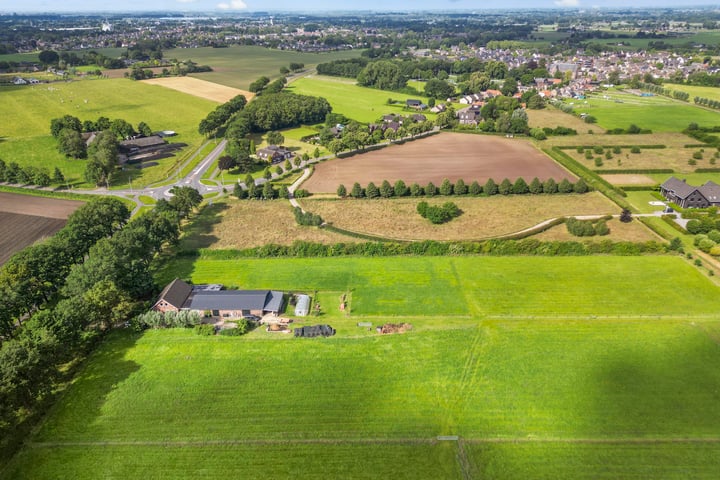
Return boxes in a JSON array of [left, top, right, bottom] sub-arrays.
[[0, 192, 83, 264], [301, 193, 622, 241], [302, 133, 574, 193], [5, 255, 720, 479]]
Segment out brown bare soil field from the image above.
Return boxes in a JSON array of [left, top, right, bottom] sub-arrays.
[[601, 174, 656, 185], [301, 192, 618, 241], [178, 199, 358, 250], [142, 77, 254, 103], [0, 192, 83, 218], [533, 218, 658, 243], [0, 212, 67, 264], [303, 133, 574, 193], [527, 107, 606, 133]]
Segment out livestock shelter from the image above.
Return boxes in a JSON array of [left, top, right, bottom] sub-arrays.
[[294, 294, 310, 316]]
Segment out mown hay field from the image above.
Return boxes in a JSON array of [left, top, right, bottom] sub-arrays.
[[527, 106, 606, 133], [563, 144, 711, 174], [532, 217, 658, 243], [142, 76, 253, 103], [301, 193, 619, 241], [177, 199, 358, 250], [303, 133, 574, 194]]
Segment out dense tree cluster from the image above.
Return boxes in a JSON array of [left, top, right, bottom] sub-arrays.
[[293, 206, 324, 226], [416, 200, 461, 224], [241, 93, 331, 132], [339, 177, 587, 198], [316, 58, 369, 77], [565, 217, 610, 237], [357, 60, 407, 91], [198, 94, 247, 137], [0, 159, 62, 186], [0, 188, 203, 441], [693, 229, 720, 256]]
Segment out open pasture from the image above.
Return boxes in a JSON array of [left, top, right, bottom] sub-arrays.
[[571, 90, 719, 132], [0, 77, 215, 185], [302, 133, 574, 193], [7, 298, 720, 478], [288, 75, 434, 124], [142, 76, 253, 103], [301, 193, 620, 241], [0, 191, 83, 264], [163, 46, 363, 90], [158, 256, 720, 319]]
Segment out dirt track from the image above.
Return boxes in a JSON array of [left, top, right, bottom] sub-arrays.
[[303, 133, 574, 193]]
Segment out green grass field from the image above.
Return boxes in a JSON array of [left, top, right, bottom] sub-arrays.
[[571, 89, 720, 132], [157, 256, 720, 319], [0, 77, 215, 186], [664, 83, 720, 103], [162, 46, 362, 90], [288, 75, 436, 124], [5, 314, 720, 477]]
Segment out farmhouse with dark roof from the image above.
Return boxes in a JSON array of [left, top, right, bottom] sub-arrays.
[[153, 279, 285, 318], [660, 177, 720, 209]]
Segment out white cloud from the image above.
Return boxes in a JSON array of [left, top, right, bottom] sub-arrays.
[[217, 0, 247, 9], [554, 0, 579, 6]]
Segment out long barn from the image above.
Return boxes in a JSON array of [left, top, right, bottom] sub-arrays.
[[153, 278, 284, 318]]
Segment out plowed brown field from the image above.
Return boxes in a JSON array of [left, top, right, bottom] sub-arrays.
[[0, 192, 83, 264], [303, 133, 574, 193]]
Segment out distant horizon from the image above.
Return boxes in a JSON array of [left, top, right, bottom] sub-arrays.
[[2, 0, 720, 15]]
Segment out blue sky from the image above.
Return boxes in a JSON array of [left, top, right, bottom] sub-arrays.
[[3, 0, 720, 13]]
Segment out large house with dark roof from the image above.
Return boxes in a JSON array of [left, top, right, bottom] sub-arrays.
[[153, 279, 285, 318], [660, 177, 720, 209]]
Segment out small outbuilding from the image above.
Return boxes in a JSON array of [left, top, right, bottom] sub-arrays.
[[294, 325, 335, 338], [294, 294, 310, 316]]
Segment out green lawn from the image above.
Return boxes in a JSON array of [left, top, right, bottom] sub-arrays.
[[571, 89, 720, 132], [0, 77, 216, 186], [157, 256, 720, 318], [289, 75, 436, 124], [163, 46, 363, 90]]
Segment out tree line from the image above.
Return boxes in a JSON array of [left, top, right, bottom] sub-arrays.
[[0, 187, 202, 450], [337, 176, 588, 199], [0, 159, 65, 187], [50, 114, 154, 159]]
